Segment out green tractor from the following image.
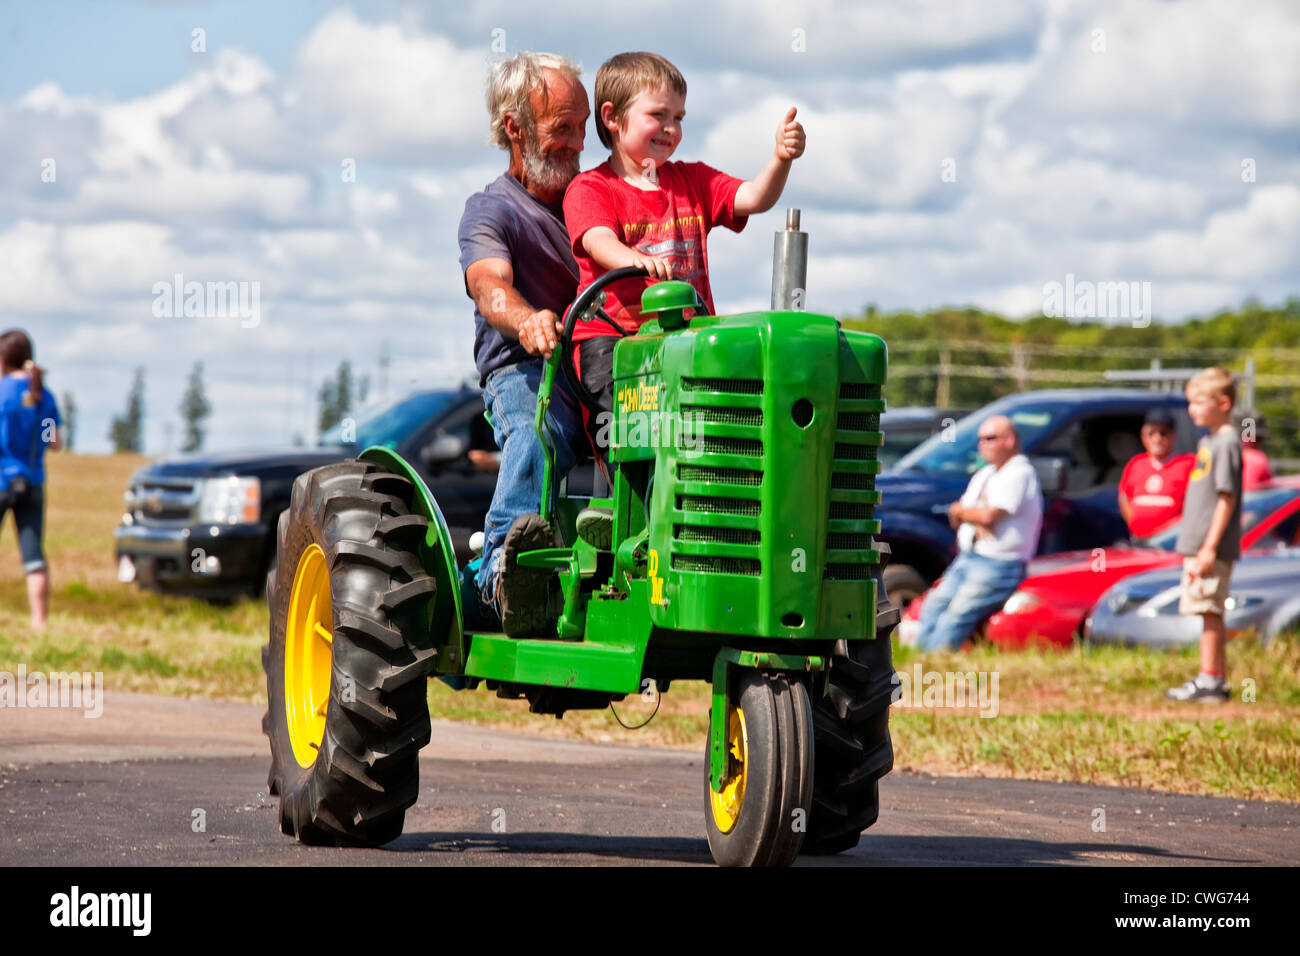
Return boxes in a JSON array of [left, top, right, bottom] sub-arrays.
[[262, 213, 899, 866]]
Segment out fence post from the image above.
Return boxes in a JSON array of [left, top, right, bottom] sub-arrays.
[[1012, 342, 1029, 393]]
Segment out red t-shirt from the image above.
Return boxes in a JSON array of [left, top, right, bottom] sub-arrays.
[[1119, 452, 1195, 538], [563, 160, 748, 341], [1243, 446, 1273, 489]]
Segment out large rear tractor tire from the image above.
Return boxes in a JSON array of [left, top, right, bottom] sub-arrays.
[[262, 461, 437, 846], [704, 671, 814, 867], [804, 571, 900, 855]]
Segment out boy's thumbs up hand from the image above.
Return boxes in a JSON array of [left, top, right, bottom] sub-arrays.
[[775, 106, 805, 161]]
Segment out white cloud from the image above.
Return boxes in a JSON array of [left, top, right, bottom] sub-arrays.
[[0, 221, 63, 311], [1025, 0, 1300, 129], [3, 0, 1297, 452], [295, 8, 491, 160], [706, 83, 981, 211]]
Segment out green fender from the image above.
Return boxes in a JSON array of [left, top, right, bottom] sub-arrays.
[[358, 446, 465, 674]]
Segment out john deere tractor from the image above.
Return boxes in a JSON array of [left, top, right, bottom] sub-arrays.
[[262, 212, 899, 866]]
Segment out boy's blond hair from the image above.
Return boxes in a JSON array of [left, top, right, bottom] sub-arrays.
[[594, 52, 687, 149], [1186, 366, 1237, 409]]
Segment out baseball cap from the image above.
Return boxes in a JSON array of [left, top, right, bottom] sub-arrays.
[[1143, 408, 1176, 429]]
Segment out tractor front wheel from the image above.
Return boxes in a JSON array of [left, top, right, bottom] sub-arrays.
[[704, 671, 814, 867], [803, 578, 900, 855], [262, 461, 437, 846]]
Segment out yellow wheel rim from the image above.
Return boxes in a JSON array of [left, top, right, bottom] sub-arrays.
[[285, 543, 332, 768], [710, 704, 748, 833]]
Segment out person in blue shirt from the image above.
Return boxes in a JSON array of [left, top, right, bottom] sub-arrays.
[[0, 329, 62, 630]]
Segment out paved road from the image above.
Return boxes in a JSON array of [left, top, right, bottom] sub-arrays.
[[2, 693, 1296, 866]]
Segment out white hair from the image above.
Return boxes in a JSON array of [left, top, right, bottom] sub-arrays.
[[486, 52, 582, 150]]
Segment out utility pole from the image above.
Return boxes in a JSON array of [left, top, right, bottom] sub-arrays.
[[937, 349, 951, 408], [378, 341, 390, 402]]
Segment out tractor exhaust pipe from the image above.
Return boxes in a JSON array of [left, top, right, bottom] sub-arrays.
[[771, 208, 808, 311]]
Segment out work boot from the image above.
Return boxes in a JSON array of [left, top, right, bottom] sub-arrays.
[[496, 513, 555, 637], [576, 507, 614, 550]]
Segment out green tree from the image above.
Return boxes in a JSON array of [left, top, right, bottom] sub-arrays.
[[61, 391, 77, 451], [317, 361, 353, 435], [109, 368, 145, 453], [179, 362, 212, 453]]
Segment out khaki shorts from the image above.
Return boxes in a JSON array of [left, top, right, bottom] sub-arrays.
[[1179, 557, 1233, 616]]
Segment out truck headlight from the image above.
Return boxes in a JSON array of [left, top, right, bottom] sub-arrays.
[[197, 476, 261, 524], [1002, 590, 1041, 615]]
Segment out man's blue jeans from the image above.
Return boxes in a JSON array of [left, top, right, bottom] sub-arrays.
[[474, 359, 585, 606], [915, 551, 1026, 651]]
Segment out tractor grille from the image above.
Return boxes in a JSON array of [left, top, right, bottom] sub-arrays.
[[678, 465, 763, 487], [681, 377, 764, 395], [824, 563, 872, 580], [681, 405, 764, 428], [827, 532, 874, 550], [676, 494, 761, 517], [688, 436, 764, 457], [825, 381, 883, 581], [833, 442, 877, 461], [831, 473, 873, 490], [671, 555, 762, 576], [829, 502, 873, 520], [674, 524, 761, 545], [671, 378, 765, 577], [836, 411, 878, 432]]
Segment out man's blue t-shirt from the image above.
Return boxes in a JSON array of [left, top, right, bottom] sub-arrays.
[[0, 376, 60, 487], [458, 174, 579, 385]]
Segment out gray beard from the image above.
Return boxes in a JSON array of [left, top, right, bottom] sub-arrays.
[[522, 142, 580, 196]]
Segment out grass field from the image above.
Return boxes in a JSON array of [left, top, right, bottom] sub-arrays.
[[1, 453, 1297, 802]]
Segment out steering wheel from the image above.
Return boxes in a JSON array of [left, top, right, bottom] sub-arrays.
[[558, 267, 710, 416]]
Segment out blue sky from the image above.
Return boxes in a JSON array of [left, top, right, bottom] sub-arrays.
[[1, 0, 1297, 453]]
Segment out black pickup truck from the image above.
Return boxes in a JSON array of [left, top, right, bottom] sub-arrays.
[[114, 388, 500, 600]]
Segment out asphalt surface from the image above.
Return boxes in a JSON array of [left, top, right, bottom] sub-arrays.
[[1, 692, 1296, 866]]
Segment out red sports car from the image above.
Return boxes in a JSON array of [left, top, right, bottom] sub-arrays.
[[897, 480, 1300, 649]]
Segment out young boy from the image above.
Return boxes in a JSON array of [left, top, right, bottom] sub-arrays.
[[1167, 367, 1243, 703], [563, 51, 805, 475]]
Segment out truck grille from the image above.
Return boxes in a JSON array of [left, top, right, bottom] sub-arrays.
[[129, 478, 199, 527]]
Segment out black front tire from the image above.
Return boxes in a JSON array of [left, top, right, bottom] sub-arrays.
[[262, 461, 437, 846], [804, 573, 900, 855], [704, 671, 814, 867]]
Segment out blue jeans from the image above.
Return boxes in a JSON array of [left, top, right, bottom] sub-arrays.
[[1, 482, 47, 573], [474, 359, 585, 605], [916, 551, 1025, 652]]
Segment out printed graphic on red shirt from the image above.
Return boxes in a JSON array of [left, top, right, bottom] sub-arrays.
[[563, 161, 747, 341], [1120, 453, 1194, 538]]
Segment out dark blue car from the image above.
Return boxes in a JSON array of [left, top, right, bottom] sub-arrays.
[[876, 388, 1200, 607]]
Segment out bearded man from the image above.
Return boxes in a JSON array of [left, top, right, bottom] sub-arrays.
[[457, 52, 590, 636]]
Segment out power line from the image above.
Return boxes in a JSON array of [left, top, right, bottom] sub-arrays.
[[888, 365, 1300, 387], [883, 340, 1300, 360]]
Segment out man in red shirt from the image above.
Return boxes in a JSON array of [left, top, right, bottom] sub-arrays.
[[1118, 409, 1195, 538]]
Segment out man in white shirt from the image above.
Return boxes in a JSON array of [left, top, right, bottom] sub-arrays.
[[916, 415, 1044, 651]]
